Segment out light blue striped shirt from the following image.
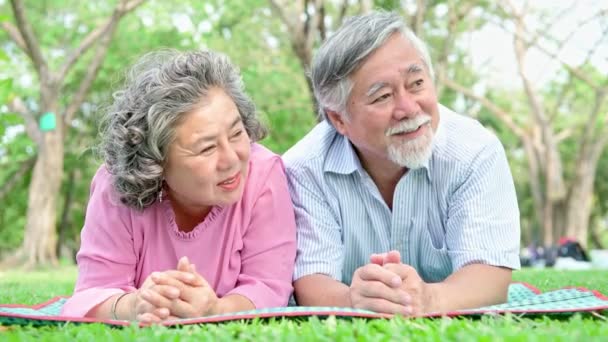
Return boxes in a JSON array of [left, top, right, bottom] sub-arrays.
[[283, 105, 521, 285]]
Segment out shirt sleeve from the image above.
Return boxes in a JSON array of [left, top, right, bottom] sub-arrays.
[[60, 169, 138, 317], [224, 159, 297, 308], [285, 165, 344, 282], [446, 135, 521, 271]]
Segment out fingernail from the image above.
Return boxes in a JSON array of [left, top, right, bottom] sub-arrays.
[[402, 294, 411, 305], [404, 307, 412, 315], [169, 288, 179, 297], [391, 276, 402, 287]]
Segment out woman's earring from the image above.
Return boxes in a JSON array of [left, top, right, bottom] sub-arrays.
[[158, 179, 164, 203]]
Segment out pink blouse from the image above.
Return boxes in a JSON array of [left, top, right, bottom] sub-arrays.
[[61, 144, 297, 317]]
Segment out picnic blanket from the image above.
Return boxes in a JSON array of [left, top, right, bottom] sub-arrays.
[[1, 283, 606, 327]]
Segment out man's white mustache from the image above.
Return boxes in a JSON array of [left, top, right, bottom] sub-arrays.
[[385, 115, 431, 136]]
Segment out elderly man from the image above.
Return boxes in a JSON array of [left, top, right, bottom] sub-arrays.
[[283, 11, 520, 316]]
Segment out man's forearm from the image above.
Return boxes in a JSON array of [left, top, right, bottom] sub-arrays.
[[426, 264, 512, 313], [294, 274, 352, 307]]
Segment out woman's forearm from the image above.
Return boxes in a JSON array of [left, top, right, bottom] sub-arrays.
[[87, 292, 135, 320], [213, 294, 255, 315]]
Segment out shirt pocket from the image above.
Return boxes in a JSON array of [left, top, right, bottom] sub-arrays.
[[413, 223, 452, 283]]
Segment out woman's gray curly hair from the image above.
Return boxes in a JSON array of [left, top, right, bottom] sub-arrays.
[[99, 49, 267, 210]]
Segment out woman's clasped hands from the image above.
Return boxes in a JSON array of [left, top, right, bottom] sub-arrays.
[[133, 256, 218, 323]]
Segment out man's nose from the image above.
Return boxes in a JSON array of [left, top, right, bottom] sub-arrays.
[[393, 90, 420, 119]]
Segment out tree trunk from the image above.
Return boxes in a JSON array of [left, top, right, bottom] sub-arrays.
[[2, 0, 147, 269], [304, 74, 319, 120], [522, 139, 544, 239], [290, 41, 318, 120], [552, 200, 567, 242], [542, 200, 554, 247], [589, 222, 604, 249], [563, 159, 598, 248], [57, 168, 80, 259], [20, 115, 64, 268]]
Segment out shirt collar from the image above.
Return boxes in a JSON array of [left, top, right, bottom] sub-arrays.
[[324, 129, 361, 175], [418, 105, 449, 183]]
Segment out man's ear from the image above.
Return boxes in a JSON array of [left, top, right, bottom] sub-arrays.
[[326, 109, 348, 136]]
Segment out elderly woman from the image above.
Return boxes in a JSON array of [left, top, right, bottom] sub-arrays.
[[61, 50, 297, 323]]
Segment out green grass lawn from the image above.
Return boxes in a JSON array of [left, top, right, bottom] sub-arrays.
[[1, 267, 607, 341]]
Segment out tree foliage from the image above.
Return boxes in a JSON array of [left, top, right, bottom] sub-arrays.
[[0, 0, 606, 264]]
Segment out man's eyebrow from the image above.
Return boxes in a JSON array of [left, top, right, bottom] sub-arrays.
[[365, 64, 425, 97], [366, 82, 389, 97], [403, 63, 424, 76]]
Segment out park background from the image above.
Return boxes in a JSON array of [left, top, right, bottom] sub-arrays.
[[0, 0, 607, 339], [3, 0, 607, 267]]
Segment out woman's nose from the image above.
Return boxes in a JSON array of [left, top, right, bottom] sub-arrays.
[[218, 144, 239, 170]]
